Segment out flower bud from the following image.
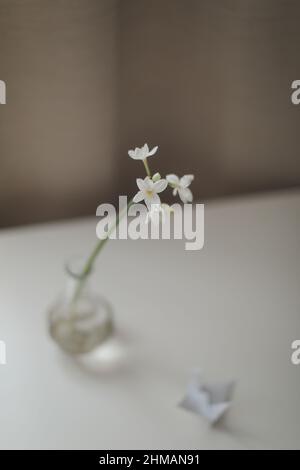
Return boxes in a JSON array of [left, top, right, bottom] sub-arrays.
[[152, 172, 161, 182]]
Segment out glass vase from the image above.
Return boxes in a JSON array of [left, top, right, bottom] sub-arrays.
[[48, 257, 113, 354]]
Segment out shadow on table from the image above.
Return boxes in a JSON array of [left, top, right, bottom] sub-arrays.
[[202, 413, 272, 449]]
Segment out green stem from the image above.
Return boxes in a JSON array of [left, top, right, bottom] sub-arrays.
[[71, 198, 133, 307], [143, 158, 151, 178]]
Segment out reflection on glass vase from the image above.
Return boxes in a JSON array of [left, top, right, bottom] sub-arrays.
[[48, 257, 113, 354]]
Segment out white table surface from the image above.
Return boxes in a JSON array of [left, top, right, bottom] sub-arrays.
[[0, 189, 300, 450]]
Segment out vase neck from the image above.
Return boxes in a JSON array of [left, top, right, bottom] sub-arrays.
[[64, 256, 91, 302]]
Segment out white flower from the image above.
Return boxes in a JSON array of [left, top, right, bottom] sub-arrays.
[[166, 174, 194, 203], [128, 143, 158, 160], [133, 176, 167, 208]]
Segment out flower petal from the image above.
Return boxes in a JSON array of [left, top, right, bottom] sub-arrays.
[[136, 178, 146, 191], [173, 188, 178, 197], [153, 179, 168, 193], [128, 146, 148, 160], [178, 187, 193, 203], [145, 193, 160, 209], [167, 174, 179, 186], [144, 176, 154, 191], [128, 149, 137, 159], [148, 145, 158, 156], [133, 191, 145, 203], [180, 174, 194, 188]]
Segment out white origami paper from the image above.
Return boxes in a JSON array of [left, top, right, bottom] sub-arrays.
[[179, 370, 235, 424]]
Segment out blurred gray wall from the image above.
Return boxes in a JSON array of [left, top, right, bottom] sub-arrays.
[[119, 0, 300, 198], [0, 0, 119, 226], [1, 0, 300, 227]]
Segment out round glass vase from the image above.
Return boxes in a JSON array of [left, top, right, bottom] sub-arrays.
[[48, 258, 113, 355]]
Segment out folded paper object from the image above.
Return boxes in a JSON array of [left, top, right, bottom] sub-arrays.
[[179, 370, 235, 424]]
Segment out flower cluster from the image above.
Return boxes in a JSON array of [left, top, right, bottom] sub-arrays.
[[128, 143, 194, 222]]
